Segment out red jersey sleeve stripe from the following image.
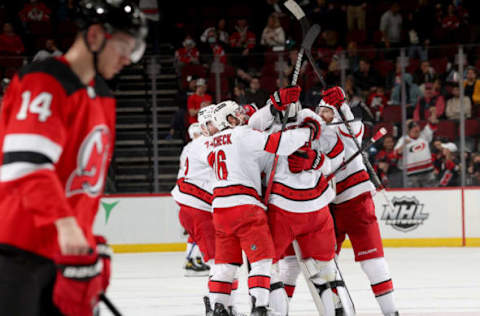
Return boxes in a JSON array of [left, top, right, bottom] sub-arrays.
[[177, 178, 212, 204], [338, 125, 363, 139], [264, 132, 282, 154], [336, 170, 370, 195], [326, 135, 344, 159]]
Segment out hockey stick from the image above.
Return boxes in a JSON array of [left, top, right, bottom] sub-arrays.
[[326, 118, 361, 126], [100, 293, 123, 316], [326, 128, 387, 180]]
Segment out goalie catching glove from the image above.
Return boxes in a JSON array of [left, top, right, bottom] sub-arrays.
[[288, 146, 325, 173], [270, 85, 302, 114], [53, 252, 103, 316]]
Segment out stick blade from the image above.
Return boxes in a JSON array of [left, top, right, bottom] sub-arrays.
[[302, 24, 321, 49]]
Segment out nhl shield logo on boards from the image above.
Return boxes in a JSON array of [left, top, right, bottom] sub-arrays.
[[381, 196, 429, 232], [66, 125, 111, 197]]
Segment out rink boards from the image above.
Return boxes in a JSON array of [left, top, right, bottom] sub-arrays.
[[93, 187, 480, 252]]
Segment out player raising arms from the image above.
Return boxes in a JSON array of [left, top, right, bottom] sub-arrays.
[[208, 99, 322, 316], [0, 1, 147, 315], [248, 86, 350, 315], [317, 87, 399, 316]]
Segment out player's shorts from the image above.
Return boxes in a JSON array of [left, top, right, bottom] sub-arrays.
[[330, 192, 384, 261], [178, 204, 215, 262], [268, 205, 336, 262], [213, 204, 275, 264]]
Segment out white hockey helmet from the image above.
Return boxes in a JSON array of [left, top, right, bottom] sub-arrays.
[[187, 122, 202, 139], [197, 104, 216, 135], [212, 100, 243, 131]]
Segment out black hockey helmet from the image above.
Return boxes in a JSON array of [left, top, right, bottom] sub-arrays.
[[76, 0, 148, 63]]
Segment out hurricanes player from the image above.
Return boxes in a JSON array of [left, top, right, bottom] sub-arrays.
[[208, 100, 322, 316], [248, 86, 351, 315], [318, 87, 399, 316], [0, 1, 147, 315]]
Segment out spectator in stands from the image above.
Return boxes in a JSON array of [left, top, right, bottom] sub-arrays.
[[346, 0, 366, 31], [260, 13, 285, 50], [464, 66, 480, 108], [379, 2, 403, 49], [19, 0, 51, 24], [346, 41, 360, 73], [467, 153, 480, 185], [374, 135, 401, 188], [56, 0, 75, 22], [198, 28, 227, 67], [413, 82, 445, 120], [187, 78, 212, 125], [325, 54, 341, 86], [245, 77, 269, 108], [367, 86, 388, 121], [405, 11, 428, 60], [441, 4, 460, 43], [0, 22, 24, 55], [445, 85, 471, 120], [0, 77, 10, 106], [166, 76, 198, 141], [32, 38, 62, 62], [229, 18, 256, 70], [175, 35, 199, 75], [200, 18, 229, 46], [433, 142, 459, 186], [344, 74, 362, 103], [283, 48, 307, 80], [414, 60, 437, 86], [390, 70, 422, 116], [304, 81, 323, 109], [394, 116, 438, 188], [353, 58, 381, 98], [233, 82, 247, 105]]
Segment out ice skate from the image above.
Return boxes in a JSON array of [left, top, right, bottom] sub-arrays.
[[184, 258, 209, 277]]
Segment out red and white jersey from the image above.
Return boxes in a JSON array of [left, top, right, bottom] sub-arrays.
[[332, 105, 375, 204], [0, 57, 116, 259], [171, 135, 213, 212], [248, 107, 345, 212], [211, 125, 312, 210], [394, 123, 436, 176]]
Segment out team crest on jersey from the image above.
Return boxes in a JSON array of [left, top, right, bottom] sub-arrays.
[[409, 142, 426, 153], [66, 125, 111, 197], [381, 196, 429, 232]]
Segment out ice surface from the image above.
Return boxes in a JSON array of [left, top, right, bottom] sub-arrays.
[[100, 247, 480, 316]]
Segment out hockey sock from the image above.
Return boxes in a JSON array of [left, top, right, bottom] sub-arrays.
[[248, 259, 272, 307], [360, 257, 398, 315], [279, 256, 301, 301], [269, 264, 288, 316], [209, 263, 238, 307]]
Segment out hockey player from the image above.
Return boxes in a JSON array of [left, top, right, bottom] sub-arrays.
[[318, 86, 399, 316], [0, 1, 147, 315], [176, 122, 211, 276], [208, 99, 322, 316], [248, 86, 348, 316]]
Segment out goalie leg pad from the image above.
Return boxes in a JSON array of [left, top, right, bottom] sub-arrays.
[[278, 255, 301, 299], [303, 259, 337, 316]]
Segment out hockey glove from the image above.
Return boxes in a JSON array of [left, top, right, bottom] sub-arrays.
[[53, 252, 103, 316], [95, 235, 113, 292], [300, 117, 322, 141], [270, 85, 302, 114], [322, 86, 345, 109], [288, 146, 325, 173]]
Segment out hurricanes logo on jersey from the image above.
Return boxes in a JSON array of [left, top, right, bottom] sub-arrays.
[[66, 125, 111, 197], [381, 196, 429, 232]]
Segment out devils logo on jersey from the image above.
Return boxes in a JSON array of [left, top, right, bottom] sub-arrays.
[[66, 125, 111, 197]]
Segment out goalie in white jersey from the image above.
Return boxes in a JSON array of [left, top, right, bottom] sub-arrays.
[[318, 86, 399, 316], [248, 85, 350, 316], [208, 99, 321, 316]]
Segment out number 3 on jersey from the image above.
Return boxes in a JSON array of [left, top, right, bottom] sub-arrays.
[[16, 91, 53, 122], [214, 150, 228, 180]]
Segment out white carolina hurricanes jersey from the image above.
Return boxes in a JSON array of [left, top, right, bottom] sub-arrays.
[[171, 135, 214, 212], [211, 125, 312, 210], [249, 107, 344, 212], [332, 104, 375, 204], [394, 123, 435, 176]]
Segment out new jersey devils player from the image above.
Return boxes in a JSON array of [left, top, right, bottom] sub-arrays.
[[318, 87, 399, 316], [0, 1, 147, 315]]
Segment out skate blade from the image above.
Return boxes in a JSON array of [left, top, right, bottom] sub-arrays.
[[184, 270, 210, 277]]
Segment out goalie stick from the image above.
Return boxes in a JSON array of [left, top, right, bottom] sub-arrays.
[[100, 293, 123, 316]]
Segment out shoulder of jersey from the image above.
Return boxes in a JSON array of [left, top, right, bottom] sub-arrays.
[[18, 57, 113, 98]]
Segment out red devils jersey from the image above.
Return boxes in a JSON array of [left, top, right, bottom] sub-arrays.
[[0, 57, 116, 259]]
